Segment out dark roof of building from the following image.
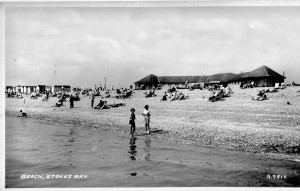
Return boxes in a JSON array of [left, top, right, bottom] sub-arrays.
[[135, 74, 159, 84], [54, 85, 71, 87], [134, 65, 285, 85], [227, 73, 244, 82], [206, 73, 236, 83], [158, 75, 209, 84], [241, 65, 285, 79]]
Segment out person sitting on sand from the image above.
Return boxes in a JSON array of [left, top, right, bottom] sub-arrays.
[[54, 101, 62, 107], [223, 87, 231, 97], [184, 93, 189, 99], [95, 99, 104, 109], [257, 89, 267, 100], [252, 89, 268, 101], [116, 89, 121, 94], [54, 96, 65, 107], [42, 95, 48, 102], [19, 110, 27, 118], [101, 101, 109, 109], [161, 92, 168, 101], [169, 92, 176, 101], [209, 90, 224, 102], [142, 105, 151, 134], [129, 108, 136, 137], [178, 92, 184, 100], [7, 92, 12, 98]]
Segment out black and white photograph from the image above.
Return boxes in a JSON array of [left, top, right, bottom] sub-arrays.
[[2, 0, 300, 189]]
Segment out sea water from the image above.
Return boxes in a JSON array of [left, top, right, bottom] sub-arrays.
[[5, 117, 300, 187]]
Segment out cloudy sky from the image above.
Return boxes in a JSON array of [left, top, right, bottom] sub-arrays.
[[5, 7, 300, 88]]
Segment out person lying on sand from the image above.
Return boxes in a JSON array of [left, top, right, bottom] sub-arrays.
[[94, 100, 109, 109], [18, 110, 27, 118], [108, 102, 126, 108]]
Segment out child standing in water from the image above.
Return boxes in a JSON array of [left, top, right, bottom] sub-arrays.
[[129, 108, 136, 137], [142, 105, 151, 134]]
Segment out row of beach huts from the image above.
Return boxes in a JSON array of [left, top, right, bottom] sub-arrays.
[[5, 85, 72, 94]]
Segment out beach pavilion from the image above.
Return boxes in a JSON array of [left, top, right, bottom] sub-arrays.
[[227, 65, 286, 87], [134, 65, 285, 89]]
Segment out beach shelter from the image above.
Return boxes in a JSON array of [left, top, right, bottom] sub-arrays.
[[53, 85, 71, 93], [157, 75, 209, 88], [239, 65, 285, 87], [134, 74, 159, 90]]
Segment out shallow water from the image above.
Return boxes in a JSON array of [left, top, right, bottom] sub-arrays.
[[5, 116, 300, 187]]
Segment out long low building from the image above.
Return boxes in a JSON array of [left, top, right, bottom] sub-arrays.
[[6, 85, 71, 94], [134, 65, 285, 89]]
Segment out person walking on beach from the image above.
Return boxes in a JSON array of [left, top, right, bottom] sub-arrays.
[[129, 108, 136, 137], [90, 94, 95, 109], [70, 95, 74, 108], [142, 105, 151, 134], [46, 90, 49, 100]]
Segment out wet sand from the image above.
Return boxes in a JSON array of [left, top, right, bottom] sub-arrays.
[[5, 117, 300, 187], [5, 86, 300, 160]]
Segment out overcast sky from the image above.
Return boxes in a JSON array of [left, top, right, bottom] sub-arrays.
[[5, 7, 300, 88]]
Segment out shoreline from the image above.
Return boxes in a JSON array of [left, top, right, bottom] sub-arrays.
[[5, 87, 300, 160]]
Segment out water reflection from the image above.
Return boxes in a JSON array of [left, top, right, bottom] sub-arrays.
[[128, 137, 137, 161], [65, 127, 76, 165], [144, 136, 151, 161]]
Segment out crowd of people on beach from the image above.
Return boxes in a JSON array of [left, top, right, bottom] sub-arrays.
[[160, 91, 189, 101], [8, 80, 299, 139], [115, 88, 134, 99]]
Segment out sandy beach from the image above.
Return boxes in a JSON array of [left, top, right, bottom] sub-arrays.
[[5, 86, 300, 160]]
